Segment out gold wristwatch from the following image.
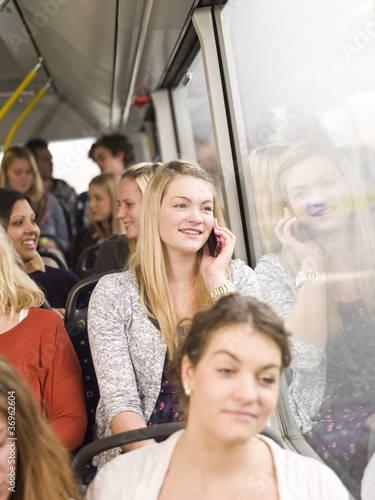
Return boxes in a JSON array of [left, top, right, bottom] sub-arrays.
[[209, 281, 236, 300], [295, 270, 327, 289]]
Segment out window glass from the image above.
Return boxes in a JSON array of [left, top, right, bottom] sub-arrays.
[[49, 138, 98, 194], [223, 2, 375, 496], [173, 51, 219, 184]]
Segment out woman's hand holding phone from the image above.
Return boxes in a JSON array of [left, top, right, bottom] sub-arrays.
[[274, 207, 324, 271], [200, 218, 236, 292]]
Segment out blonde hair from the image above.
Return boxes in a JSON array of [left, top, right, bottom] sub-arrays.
[[0, 224, 43, 315], [276, 141, 375, 336], [120, 162, 162, 194], [88, 173, 125, 239], [129, 159, 226, 355], [0, 146, 44, 203], [120, 162, 162, 254], [249, 143, 289, 253], [0, 355, 81, 500]]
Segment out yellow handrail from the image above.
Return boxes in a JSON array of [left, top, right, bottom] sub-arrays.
[[0, 58, 43, 121], [0, 0, 12, 12], [3, 79, 52, 152]]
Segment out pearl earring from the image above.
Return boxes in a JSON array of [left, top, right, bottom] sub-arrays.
[[183, 382, 191, 396]]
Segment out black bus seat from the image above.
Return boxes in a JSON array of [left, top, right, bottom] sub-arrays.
[[64, 272, 115, 450], [38, 249, 69, 270], [75, 242, 102, 279]]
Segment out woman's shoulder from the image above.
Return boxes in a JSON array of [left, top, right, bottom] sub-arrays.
[[255, 252, 285, 271], [229, 259, 260, 298], [101, 233, 128, 247], [44, 265, 79, 283], [27, 307, 61, 322], [260, 435, 350, 497], [229, 258, 255, 274], [86, 430, 183, 499], [93, 269, 138, 299]]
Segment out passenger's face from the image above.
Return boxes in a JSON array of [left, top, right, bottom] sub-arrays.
[[7, 200, 40, 263], [0, 411, 14, 500], [34, 147, 53, 179], [92, 146, 124, 175], [6, 159, 34, 194], [183, 324, 281, 447], [283, 156, 353, 234], [159, 175, 214, 259], [117, 178, 143, 240], [88, 184, 112, 224]]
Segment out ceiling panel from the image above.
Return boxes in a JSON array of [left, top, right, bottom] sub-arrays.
[[0, 0, 199, 145]]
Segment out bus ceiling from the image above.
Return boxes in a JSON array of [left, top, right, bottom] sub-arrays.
[[0, 0, 227, 146]]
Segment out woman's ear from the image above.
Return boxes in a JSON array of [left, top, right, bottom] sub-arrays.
[[181, 354, 194, 392]]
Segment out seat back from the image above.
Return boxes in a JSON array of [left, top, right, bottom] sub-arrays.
[[75, 243, 101, 279], [38, 249, 69, 270], [65, 272, 113, 333], [65, 271, 117, 451]]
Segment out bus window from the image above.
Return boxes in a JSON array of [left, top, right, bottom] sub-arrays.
[[220, 1, 375, 497], [172, 50, 226, 217], [172, 50, 219, 184]]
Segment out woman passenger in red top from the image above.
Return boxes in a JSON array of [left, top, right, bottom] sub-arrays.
[[0, 224, 86, 451]]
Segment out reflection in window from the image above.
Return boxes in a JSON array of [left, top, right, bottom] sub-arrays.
[[224, 2, 375, 497]]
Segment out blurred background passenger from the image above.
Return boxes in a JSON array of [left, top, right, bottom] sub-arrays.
[[88, 160, 260, 469], [255, 141, 375, 498], [248, 143, 289, 254], [0, 188, 79, 313], [70, 173, 125, 273], [88, 133, 135, 175], [0, 224, 86, 451], [95, 162, 161, 273], [0, 146, 70, 253], [86, 294, 349, 500], [26, 138, 78, 237], [0, 355, 82, 500]]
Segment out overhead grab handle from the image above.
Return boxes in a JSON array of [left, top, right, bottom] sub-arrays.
[[0, 0, 12, 12], [0, 58, 44, 121], [3, 78, 52, 152]]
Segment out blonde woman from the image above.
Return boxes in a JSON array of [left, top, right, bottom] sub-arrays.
[[88, 160, 260, 468], [0, 146, 70, 252], [70, 172, 125, 272], [0, 355, 82, 500], [255, 141, 375, 497], [0, 224, 86, 451], [95, 162, 161, 273]]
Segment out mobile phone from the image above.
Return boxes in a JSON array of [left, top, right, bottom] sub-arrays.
[[286, 203, 308, 241], [207, 221, 222, 257], [286, 202, 296, 218]]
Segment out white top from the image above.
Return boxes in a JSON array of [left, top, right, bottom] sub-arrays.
[[361, 451, 375, 500], [85, 430, 350, 500]]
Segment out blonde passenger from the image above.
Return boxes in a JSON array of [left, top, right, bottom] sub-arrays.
[[70, 172, 125, 272], [255, 141, 375, 497], [88, 159, 260, 468], [95, 162, 161, 273], [0, 355, 81, 500], [0, 146, 70, 252], [86, 294, 349, 500], [0, 224, 86, 452]]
